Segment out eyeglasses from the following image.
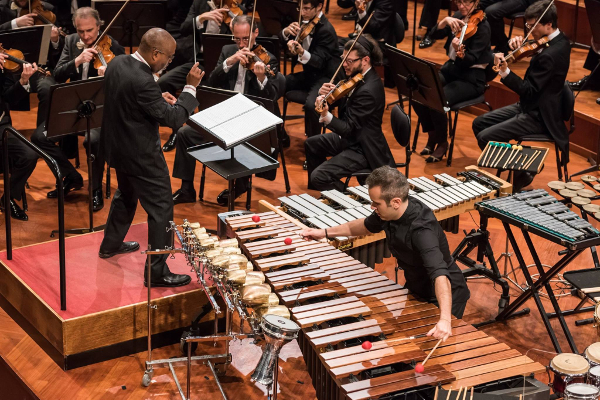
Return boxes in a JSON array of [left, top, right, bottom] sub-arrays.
[[301, 6, 316, 12], [232, 36, 250, 43], [525, 22, 533, 29], [341, 56, 363, 65], [154, 48, 174, 61], [454, 0, 475, 5]]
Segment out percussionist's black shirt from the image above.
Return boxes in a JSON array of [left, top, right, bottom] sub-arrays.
[[364, 197, 470, 305]]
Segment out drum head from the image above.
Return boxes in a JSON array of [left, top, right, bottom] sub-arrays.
[[572, 197, 592, 205], [582, 175, 599, 183], [548, 181, 567, 190], [551, 353, 590, 375], [583, 204, 600, 213], [566, 182, 586, 190], [586, 343, 600, 365], [262, 314, 300, 334], [590, 365, 600, 376], [565, 383, 599, 396], [560, 189, 578, 198]]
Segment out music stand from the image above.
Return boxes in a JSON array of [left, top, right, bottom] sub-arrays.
[[0, 25, 50, 65], [92, 0, 167, 54], [46, 78, 106, 236]]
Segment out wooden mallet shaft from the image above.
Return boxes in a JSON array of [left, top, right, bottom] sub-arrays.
[[422, 338, 443, 366]]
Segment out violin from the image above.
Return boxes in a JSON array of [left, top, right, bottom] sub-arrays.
[[90, 0, 130, 70], [20, 0, 66, 37], [0, 44, 49, 76], [246, 44, 276, 77], [295, 15, 320, 43], [315, 73, 363, 112], [207, 0, 242, 25], [492, 36, 550, 71], [456, 10, 485, 58]]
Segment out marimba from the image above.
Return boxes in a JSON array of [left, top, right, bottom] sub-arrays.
[[224, 216, 546, 400]]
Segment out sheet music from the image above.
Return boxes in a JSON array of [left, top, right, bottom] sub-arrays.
[[191, 93, 257, 129]]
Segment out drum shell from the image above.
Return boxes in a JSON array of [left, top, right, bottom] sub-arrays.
[[588, 366, 600, 388], [550, 365, 588, 395]]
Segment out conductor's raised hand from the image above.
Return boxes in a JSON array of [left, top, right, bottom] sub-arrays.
[[319, 82, 336, 96], [186, 62, 205, 87], [427, 318, 452, 342], [162, 92, 177, 105], [300, 228, 326, 241], [508, 35, 524, 51]]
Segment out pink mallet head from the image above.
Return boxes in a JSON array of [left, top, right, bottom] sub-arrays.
[[362, 341, 372, 350], [284, 237, 293, 245], [415, 363, 425, 373], [252, 215, 260, 223]]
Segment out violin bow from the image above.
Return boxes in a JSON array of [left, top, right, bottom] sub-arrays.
[[328, 11, 374, 84], [92, 0, 131, 48], [248, 0, 259, 49], [298, 0, 303, 26], [193, 11, 197, 64]]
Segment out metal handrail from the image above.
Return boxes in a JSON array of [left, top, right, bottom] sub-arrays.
[[3, 127, 67, 310]]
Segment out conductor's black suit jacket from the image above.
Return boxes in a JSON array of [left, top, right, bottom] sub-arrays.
[[327, 69, 395, 170], [102, 55, 199, 177]]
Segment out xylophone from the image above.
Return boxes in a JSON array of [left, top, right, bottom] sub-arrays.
[[225, 214, 546, 400]]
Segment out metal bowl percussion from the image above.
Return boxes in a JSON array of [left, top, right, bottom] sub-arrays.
[[560, 189, 579, 198], [573, 197, 592, 205], [582, 175, 599, 183], [584, 204, 600, 214], [227, 269, 247, 284], [218, 238, 239, 248], [550, 353, 590, 395], [589, 366, 600, 388], [246, 271, 265, 283], [578, 189, 597, 199], [251, 314, 300, 386], [242, 284, 272, 305], [566, 182, 587, 190], [586, 343, 600, 367], [549, 181, 567, 190], [564, 383, 600, 400]]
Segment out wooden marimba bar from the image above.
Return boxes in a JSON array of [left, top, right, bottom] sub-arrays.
[[224, 215, 545, 400]]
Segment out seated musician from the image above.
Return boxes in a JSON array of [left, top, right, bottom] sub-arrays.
[[413, 0, 492, 163], [0, 57, 39, 221], [346, 0, 397, 49], [280, 0, 340, 138], [171, 14, 283, 206], [306, 35, 394, 191], [158, 0, 232, 152], [472, 0, 569, 192], [31, 7, 125, 212], [301, 166, 471, 340]]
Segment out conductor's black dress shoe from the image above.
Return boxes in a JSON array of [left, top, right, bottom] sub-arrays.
[[99, 241, 140, 259], [145, 272, 192, 287], [173, 188, 197, 205], [162, 131, 177, 152]]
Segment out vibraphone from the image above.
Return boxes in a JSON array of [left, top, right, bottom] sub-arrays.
[[225, 214, 546, 400]]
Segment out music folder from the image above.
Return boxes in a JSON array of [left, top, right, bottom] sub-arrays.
[[187, 93, 283, 151]]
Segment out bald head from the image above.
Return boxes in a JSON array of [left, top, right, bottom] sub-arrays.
[[138, 28, 176, 73]]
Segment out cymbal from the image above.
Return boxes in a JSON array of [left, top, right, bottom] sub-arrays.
[[582, 175, 598, 183], [577, 189, 597, 198], [572, 196, 591, 205], [547, 181, 566, 190], [565, 182, 586, 190], [583, 204, 600, 213], [595, 212, 600, 220], [594, 184, 600, 192], [559, 189, 578, 198]]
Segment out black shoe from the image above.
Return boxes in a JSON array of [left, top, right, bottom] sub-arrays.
[[419, 36, 435, 49], [173, 188, 197, 205], [47, 174, 84, 198], [93, 189, 104, 212], [303, 160, 308, 170], [513, 171, 535, 193], [216, 187, 248, 206], [162, 131, 177, 152], [569, 75, 589, 91], [0, 197, 28, 221], [342, 8, 357, 20], [144, 272, 191, 287], [99, 241, 140, 259]]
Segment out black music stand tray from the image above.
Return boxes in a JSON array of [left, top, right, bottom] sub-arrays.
[[92, 0, 167, 54], [46, 78, 106, 236]]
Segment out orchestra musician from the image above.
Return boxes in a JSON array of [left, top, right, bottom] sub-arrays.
[[280, 0, 340, 138], [473, 0, 569, 192], [0, 55, 38, 221], [413, 0, 492, 163], [306, 35, 394, 191], [171, 14, 284, 206], [99, 28, 203, 288], [158, 0, 231, 152], [345, 0, 396, 50], [30, 7, 125, 212], [301, 166, 471, 340]]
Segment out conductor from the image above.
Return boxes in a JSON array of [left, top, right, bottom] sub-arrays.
[[300, 166, 471, 340], [99, 28, 204, 287]]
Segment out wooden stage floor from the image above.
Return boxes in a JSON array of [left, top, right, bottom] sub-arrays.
[[2, 2, 600, 398]]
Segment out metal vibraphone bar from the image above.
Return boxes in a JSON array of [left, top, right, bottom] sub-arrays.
[[225, 213, 546, 400]]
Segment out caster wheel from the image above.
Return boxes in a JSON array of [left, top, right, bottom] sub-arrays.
[[142, 371, 153, 387], [180, 330, 198, 355]]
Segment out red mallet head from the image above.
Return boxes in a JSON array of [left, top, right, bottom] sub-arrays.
[[284, 237, 293, 245], [362, 341, 372, 350], [415, 363, 425, 373], [252, 215, 260, 223]]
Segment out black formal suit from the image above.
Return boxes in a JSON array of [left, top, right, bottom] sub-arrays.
[[172, 44, 283, 196], [281, 14, 340, 137], [414, 12, 492, 146], [31, 32, 125, 191], [0, 4, 15, 31], [0, 70, 38, 202], [100, 54, 199, 278], [305, 68, 395, 191], [356, 0, 396, 46], [473, 32, 571, 160]]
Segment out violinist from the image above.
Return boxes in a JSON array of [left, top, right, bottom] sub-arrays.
[[31, 7, 125, 212], [306, 35, 394, 191], [412, 0, 492, 163], [280, 0, 340, 138], [172, 15, 283, 207], [473, 0, 569, 192], [158, 0, 232, 152]]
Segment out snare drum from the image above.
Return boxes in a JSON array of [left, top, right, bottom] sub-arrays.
[[550, 353, 590, 395], [564, 383, 600, 400], [586, 343, 600, 367], [589, 366, 600, 388]]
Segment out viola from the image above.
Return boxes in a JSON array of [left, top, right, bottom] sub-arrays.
[[20, 0, 67, 37], [246, 44, 275, 77], [93, 34, 116, 70], [315, 73, 363, 112], [493, 36, 550, 71], [0, 44, 50, 76], [456, 10, 485, 58], [207, 0, 242, 25], [295, 15, 320, 43]]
